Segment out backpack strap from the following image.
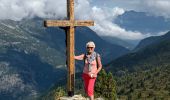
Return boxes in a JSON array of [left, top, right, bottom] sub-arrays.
[[95, 52, 100, 68]]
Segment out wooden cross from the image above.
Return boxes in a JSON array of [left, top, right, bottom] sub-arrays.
[[44, 0, 94, 96]]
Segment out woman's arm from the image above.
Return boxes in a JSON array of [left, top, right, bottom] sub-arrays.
[[91, 56, 102, 78], [95, 56, 102, 75], [74, 54, 85, 60]]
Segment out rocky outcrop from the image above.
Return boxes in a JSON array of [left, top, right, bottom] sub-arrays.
[[59, 94, 104, 100]]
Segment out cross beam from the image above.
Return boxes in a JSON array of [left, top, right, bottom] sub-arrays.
[[44, 20, 94, 27], [44, 0, 94, 97]]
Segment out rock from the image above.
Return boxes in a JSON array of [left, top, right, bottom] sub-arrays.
[[59, 94, 86, 100], [59, 94, 104, 100]]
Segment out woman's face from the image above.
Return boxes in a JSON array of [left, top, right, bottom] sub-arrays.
[[87, 47, 94, 53]]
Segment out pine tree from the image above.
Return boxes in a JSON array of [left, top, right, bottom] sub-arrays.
[[95, 69, 117, 99], [41, 87, 66, 100]]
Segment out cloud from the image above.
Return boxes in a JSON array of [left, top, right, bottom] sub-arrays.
[[75, 0, 150, 40], [78, 0, 170, 40], [0, 0, 166, 40], [137, 0, 170, 18], [108, 0, 170, 18], [0, 0, 66, 20], [88, 6, 149, 40]]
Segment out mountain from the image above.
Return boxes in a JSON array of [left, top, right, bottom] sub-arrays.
[[115, 10, 170, 34], [0, 19, 67, 100], [19, 17, 129, 64], [106, 31, 170, 74], [101, 36, 136, 50], [75, 27, 129, 65], [0, 18, 129, 99], [102, 10, 170, 49], [105, 31, 170, 99], [134, 31, 170, 51], [39, 29, 170, 99], [43, 32, 170, 99], [116, 65, 170, 99]]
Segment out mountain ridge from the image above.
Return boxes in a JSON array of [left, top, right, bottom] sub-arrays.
[[134, 31, 170, 51], [115, 10, 170, 34], [106, 31, 170, 74], [0, 18, 129, 100]]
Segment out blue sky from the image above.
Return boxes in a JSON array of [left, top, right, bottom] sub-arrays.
[[0, 0, 170, 40]]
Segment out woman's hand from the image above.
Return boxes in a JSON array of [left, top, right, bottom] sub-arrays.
[[74, 54, 84, 60], [88, 73, 97, 78], [92, 73, 97, 78]]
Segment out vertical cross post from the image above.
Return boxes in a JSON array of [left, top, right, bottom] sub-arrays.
[[67, 0, 75, 96], [44, 0, 94, 97]]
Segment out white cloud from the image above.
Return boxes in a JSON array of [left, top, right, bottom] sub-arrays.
[[112, 7, 125, 19], [75, 0, 91, 19], [74, 0, 149, 40], [88, 6, 149, 40], [109, 0, 170, 18], [0, 0, 167, 40], [137, 0, 170, 18], [77, 0, 170, 40], [0, 0, 66, 20]]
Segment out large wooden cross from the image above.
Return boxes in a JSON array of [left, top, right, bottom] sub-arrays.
[[44, 0, 94, 96]]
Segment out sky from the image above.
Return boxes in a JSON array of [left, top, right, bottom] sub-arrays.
[[0, 0, 170, 40]]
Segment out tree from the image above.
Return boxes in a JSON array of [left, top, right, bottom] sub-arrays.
[[95, 69, 117, 99], [41, 87, 66, 100]]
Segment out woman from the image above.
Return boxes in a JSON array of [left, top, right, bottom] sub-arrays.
[[74, 41, 102, 100]]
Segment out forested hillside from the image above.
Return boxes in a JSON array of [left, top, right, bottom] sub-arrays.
[[105, 31, 170, 99]]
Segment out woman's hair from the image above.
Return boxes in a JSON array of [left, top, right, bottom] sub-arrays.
[[86, 41, 95, 48]]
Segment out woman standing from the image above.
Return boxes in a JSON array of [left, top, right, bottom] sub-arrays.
[[74, 41, 102, 100]]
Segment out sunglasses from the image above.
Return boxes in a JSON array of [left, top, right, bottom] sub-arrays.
[[87, 47, 94, 49]]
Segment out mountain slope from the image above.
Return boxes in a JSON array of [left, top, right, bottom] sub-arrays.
[[134, 31, 170, 51], [115, 10, 170, 33], [117, 65, 170, 99], [101, 36, 135, 50], [103, 10, 170, 49], [0, 18, 129, 99], [0, 19, 67, 100], [75, 27, 129, 64], [19, 18, 129, 64], [105, 31, 170, 99], [106, 31, 170, 73]]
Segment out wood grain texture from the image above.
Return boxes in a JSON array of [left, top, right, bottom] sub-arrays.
[[44, 0, 94, 96]]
